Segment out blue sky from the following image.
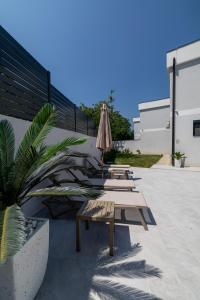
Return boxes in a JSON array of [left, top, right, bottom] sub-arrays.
[[1, 0, 200, 123]]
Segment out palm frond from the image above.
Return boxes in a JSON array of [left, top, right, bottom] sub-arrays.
[[0, 120, 15, 192], [26, 186, 102, 198], [0, 210, 3, 253], [18, 153, 74, 200], [13, 145, 45, 198], [24, 152, 71, 186], [0, 120, 15, 166], [0, 204, 26, 263], [15, 103, 56, 164], [19, 164, 74, 199], [26, 137, 86, 177], [13, 104, 56, 196], [2, 164, 16, 199], [41, 137, 86, 162]]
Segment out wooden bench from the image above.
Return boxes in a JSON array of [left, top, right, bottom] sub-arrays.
[[76, 200, 115, 256], [110, 168, 129, 180], [94, 191, 148, 231]]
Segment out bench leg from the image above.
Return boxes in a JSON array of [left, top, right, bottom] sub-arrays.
[[76, 217, 81, 251], [109, 221, 114, 256], [137, 208, 148, 231]]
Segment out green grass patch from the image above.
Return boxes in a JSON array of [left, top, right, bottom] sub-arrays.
[[104, 150, 162, 168]]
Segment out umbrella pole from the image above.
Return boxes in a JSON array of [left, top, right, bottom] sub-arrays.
[[101, 149, 104, 178]]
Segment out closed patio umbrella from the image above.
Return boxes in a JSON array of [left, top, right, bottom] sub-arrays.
[[96, 103, 112, 168]]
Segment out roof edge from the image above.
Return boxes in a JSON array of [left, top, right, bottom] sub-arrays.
[[138, 98, 170, 111], [167, 38, 200, 54], [167, 40, 200, 69]]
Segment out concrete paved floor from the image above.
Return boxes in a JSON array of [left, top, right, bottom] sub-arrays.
[[35, 168, 200, 300]]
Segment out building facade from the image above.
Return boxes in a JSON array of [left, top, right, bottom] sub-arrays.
[[131, 40, 200, 166], [137, 98, 171, 154], [126, 98, 171, 155]]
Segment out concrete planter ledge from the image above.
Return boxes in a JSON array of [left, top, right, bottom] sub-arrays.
[[0, 218, 49, 300]]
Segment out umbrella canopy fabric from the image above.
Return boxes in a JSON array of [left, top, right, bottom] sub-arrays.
[[96, 103, 112, 151]]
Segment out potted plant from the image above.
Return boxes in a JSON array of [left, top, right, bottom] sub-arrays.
[[172, 152, 185, 168], [0, 104, 99, 300], [136, 149, 141, 155]]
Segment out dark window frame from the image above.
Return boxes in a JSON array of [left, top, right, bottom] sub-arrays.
[[193, 120, 200, 137]]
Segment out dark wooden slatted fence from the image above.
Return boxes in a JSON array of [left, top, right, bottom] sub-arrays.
[[0, 26, 96, 136], [50, 85, 76, 131]]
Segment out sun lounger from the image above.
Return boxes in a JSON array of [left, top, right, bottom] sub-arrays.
[[93, 156, 130, 168], [85, 156, 132, 179], [43, 184, 148, 230], [89, 156, 131, 171], [64, 152, 133, 179], [68, 169, 135, 191]]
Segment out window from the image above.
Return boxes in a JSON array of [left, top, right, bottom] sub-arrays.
[[193, 120, 200, 136]]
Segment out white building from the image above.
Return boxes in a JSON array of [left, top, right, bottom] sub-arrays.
[[138, 98, 170, 154], [122, 98, 171, 155], [131, 39, 200, 166]]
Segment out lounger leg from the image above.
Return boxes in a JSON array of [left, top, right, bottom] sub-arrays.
[[42, 201, 56, 219], [76, 217, 81, 251], [85, 220, 89, 230], [121, 208, 126, 221], [109, 221, 114, 256], [137, 208, 148, 231]]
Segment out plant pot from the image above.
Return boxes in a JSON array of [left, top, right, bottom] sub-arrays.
[[0, 217, 49, 300], [180, 156, 186, 168], [174, 159, 181, 168]]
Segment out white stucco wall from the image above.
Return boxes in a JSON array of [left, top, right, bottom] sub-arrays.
[[114, 134, 170, 155], [140, 104, 170, 130], [113, 140, 141, 153]]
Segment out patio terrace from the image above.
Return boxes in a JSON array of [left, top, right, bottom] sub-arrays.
[[35, 167, 200, 300]]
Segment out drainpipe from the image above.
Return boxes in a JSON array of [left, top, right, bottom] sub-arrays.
[[171, 58, 176, 166]]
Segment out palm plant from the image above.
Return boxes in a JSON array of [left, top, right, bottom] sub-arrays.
[[0, 103, 99, 210], [172, 151, 185, 160]]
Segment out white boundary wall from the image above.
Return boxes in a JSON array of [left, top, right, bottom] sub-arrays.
[[113, 138, 170, 155]]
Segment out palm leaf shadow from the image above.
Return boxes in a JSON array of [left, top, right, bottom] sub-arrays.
[[91, 280, 161, 300], [91, 243, 162, 300]]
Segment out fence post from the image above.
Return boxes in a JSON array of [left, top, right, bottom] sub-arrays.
[[47, 71, 51, 103], [74, 104, 77, 132]]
